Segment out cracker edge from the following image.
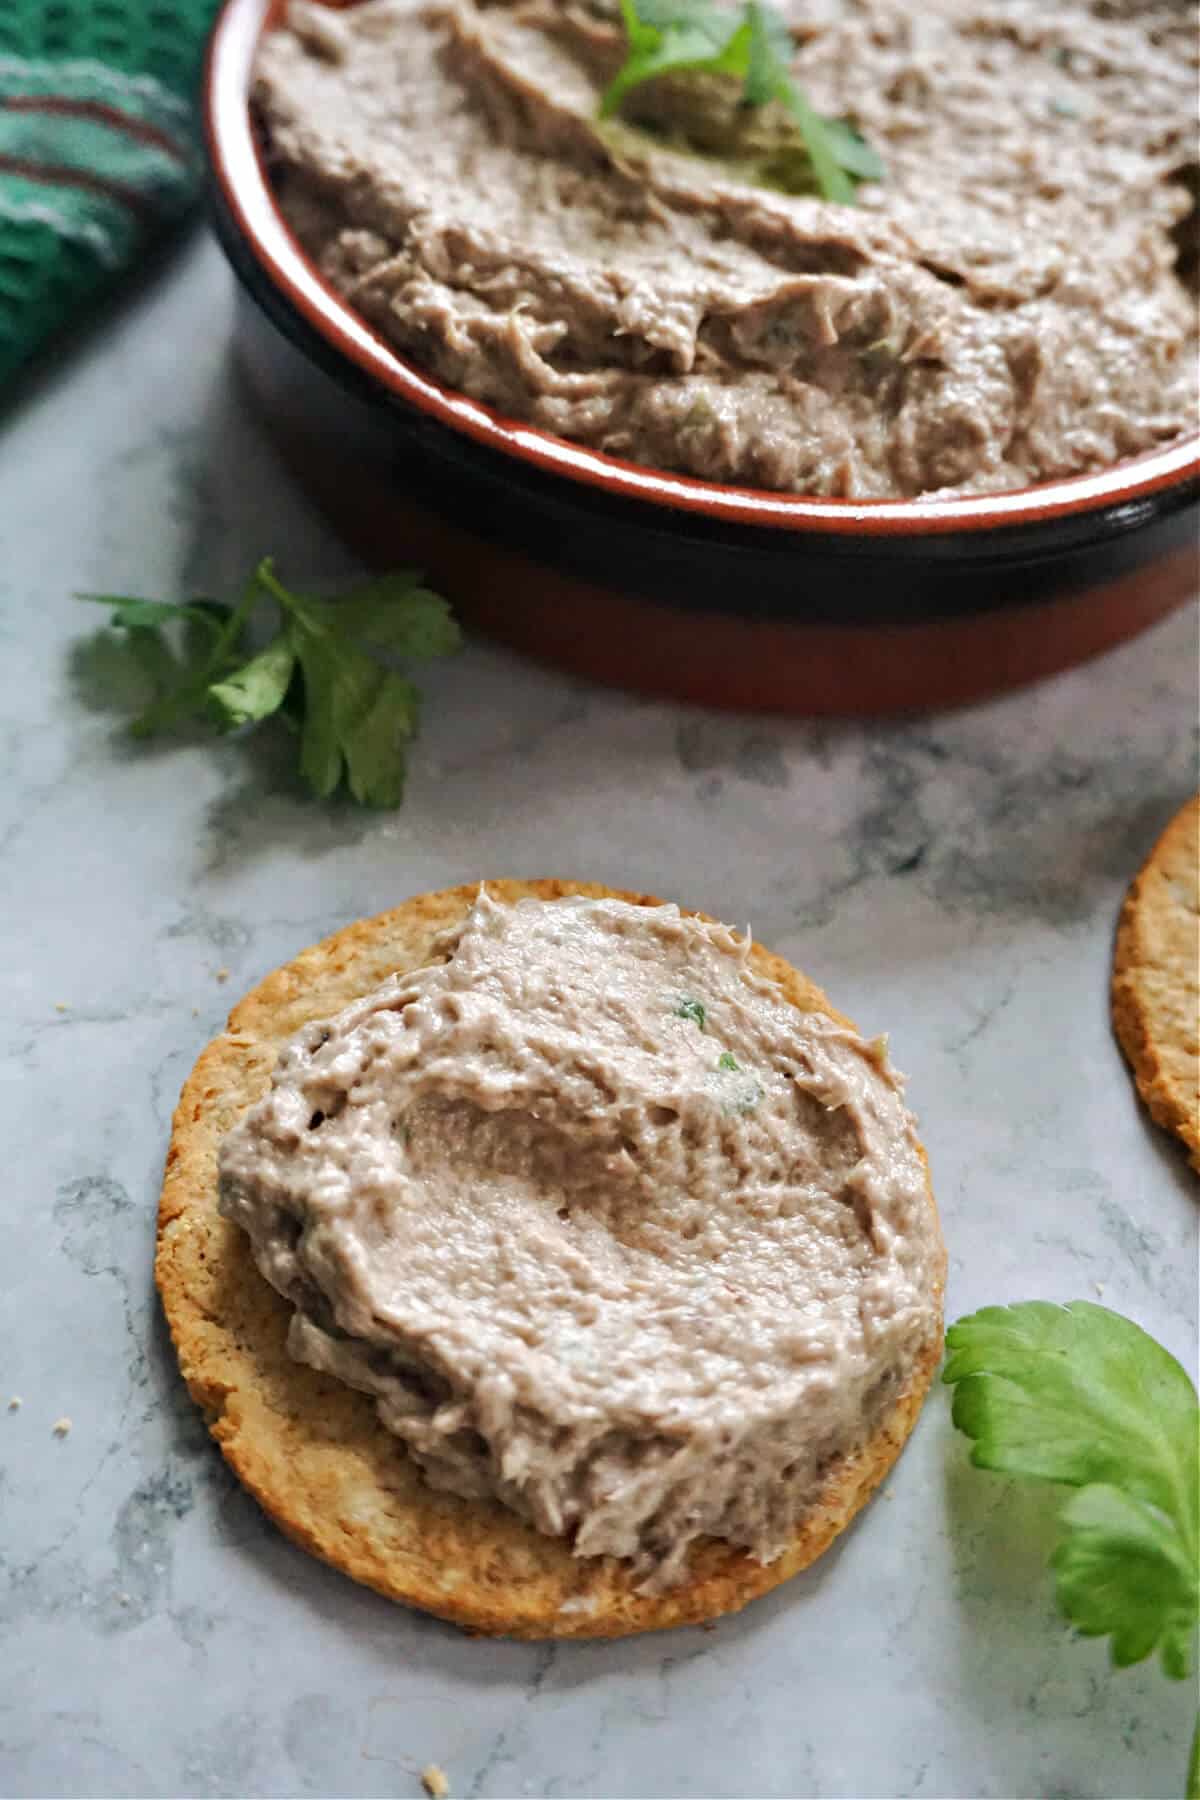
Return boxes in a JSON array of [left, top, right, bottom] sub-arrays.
[[1111, 797, 1200, 1174], [156, 876, 948, 1639]]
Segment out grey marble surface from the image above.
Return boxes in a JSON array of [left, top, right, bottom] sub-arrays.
[[1, 232, 1197, 1800]]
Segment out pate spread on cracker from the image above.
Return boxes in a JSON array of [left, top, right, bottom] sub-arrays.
[[157, 880, 945, 1636]]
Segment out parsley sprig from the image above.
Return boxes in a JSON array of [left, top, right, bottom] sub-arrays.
[[601, 1, 882, 204], [945, 1301, 1200, 1798], [78, 559, 460, 808]]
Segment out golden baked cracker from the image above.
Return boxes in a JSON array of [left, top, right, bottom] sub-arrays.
[[1112, 797, 1200, 1174], [157, 878, 947, 1638]]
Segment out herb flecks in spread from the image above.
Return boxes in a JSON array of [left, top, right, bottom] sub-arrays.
[[218, 893, 943, 1587], [78, 559, 460, 808], [945, 1301, 1200, 1799], [602, 1, 883, 205], [256, 0, 1198, 500]]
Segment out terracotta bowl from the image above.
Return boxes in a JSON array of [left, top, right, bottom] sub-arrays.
[[204, 0, 1200, 714]]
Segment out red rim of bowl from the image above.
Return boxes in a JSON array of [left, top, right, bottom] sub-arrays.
[[205, 0, 1200, 539]]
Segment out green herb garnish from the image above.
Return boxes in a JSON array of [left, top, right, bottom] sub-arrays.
[[78, 559, 460, 808], [945, 1301, 1200, 1798], [859, 334, 904, 370], [601, 1, 883, 205], [714, 1050, 761, 1108], [674, 996, 708, 1030]]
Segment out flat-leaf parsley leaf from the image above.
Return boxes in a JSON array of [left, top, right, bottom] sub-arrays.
[[601, 0, 882, 204], [78, 558, 460, 808], [944, 1301, 1200, 1797]]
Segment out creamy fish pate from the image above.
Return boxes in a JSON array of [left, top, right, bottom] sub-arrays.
[[218, 893, 942, 1584], [253, 0, 1198, 499]]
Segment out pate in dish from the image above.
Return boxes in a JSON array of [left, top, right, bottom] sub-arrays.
[[253, 0, 1199, 499]]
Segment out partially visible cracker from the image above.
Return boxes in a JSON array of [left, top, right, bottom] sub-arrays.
[[1112, 796, 1200, 1173], [156, 878, 946, 1639]]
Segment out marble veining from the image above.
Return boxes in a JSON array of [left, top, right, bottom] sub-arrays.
[[0, 232, 1196, 1800]]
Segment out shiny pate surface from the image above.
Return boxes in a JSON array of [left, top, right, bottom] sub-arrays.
[[253, 0, 1198, 500], [218, 894, 942, 1584]]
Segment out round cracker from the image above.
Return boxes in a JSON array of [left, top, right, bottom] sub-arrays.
[[1112, 797, 1200, 1174], [157, 878, 946, 1639]]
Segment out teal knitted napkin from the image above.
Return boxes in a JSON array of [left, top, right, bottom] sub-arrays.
[[0, 0, 215, 387]]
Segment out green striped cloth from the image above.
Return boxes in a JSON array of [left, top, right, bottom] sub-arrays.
[[0, 0, 216, 387]]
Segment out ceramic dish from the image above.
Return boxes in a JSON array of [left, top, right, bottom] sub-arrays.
[[204, 0, 1200, 713]]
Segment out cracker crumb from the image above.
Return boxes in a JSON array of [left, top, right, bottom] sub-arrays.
[[7, 1396, 21, 1412], [215, 967, 231, 984], [118, 1592, 131, 1607], [54, 1002, 70, 1013], [52, 1416, 72, 1437], [1094, 1282, 1105, 1298], [421, 1765, 450, 1798], [192, 1007, 201, 1018]]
